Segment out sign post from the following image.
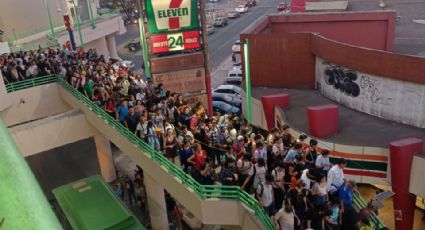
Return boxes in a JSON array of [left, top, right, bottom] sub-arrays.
[[137, 0, 151, 79], [142, 0, 211, 112], [244, 39, 253, 124]]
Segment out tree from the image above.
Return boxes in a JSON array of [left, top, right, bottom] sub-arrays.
[[116, 0, 137, 19]]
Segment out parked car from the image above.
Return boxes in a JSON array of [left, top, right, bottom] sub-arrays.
[[214, 17, 228, 27], [213, 101, 240, 115], [228, 69, 242, 78], [212, 92, 242, 107], [247, 0, 257, 7], [232, 40, 242, 53], [127, 40, 141, 52], [235, 5, 249, 13], [277, 2, 289, 12], [225, 76, 243, 86], [213, 84, 242, 96], [227, 11, 240, 19], [207, 25, 215, 35]]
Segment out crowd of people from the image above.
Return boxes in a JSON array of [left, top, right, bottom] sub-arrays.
[[1, 47, 384, 230]]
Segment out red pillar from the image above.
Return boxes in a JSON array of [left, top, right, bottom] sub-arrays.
[[389, 137, 424, 230], [261, 94, 289, 131]]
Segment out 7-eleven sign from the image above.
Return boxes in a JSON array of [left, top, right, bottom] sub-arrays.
[[151, 31, 200, 54], [146, 0, 199, 34]]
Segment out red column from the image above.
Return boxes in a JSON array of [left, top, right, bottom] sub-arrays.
[[261, 94, 289, 131], [389, 137, 424, 230], [306, 104, 339, 137]]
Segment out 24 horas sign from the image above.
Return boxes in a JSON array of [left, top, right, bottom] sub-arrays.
[[146, 0, 200, 34]]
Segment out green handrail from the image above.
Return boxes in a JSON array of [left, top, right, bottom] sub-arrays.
[[353, 192, 386, 229], [4, 76, 274, 228], [55, 76, 275, 229], [4, 75, 385, 229]]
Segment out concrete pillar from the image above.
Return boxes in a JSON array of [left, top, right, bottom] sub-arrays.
[[106, 35, 118, 59], [389, 137, 424, 230], [0, 71, 11, 111], [144, 173, 169, 230], [94, 135, 116, 182]]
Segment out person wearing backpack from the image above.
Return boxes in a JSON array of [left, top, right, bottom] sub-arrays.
[[256, 174, 275, 216], [237, 153, 253, 192]]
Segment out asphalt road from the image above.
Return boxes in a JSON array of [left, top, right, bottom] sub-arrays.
[[115, 0, 280, 72]]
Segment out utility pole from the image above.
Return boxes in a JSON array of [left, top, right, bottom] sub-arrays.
[[136, 0, 151, 79], [200, 0, 213, 116]]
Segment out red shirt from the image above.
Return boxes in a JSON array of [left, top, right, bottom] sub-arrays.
[[193, 150, 207, 170]]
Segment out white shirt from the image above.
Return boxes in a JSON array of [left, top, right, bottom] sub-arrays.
[[300, 169, 312, 190], [237, 159, 252, 176], [271, 168, 285, 188], [256, 182, 273, 207], [311, 182, 327, 196], [249, 164, 266, 189], [136, 122, 147, 138], [316, 154, 331, 170], [275, 209, 295, 230], [327, 165, 345, 193]]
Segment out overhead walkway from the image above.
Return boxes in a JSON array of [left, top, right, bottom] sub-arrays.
[[3, 75, 384, 229]]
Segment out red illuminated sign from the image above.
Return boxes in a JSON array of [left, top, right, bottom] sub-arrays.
[[151, 31, 200, 54]]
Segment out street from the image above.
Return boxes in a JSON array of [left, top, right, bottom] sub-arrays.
[[115, 0, 280, 86]]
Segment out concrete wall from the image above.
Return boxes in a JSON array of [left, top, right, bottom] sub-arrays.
[[85, 37, 109, 58], [0, 83, 72, 127], [268, 11, 395, 51], [240, 33, 315, 88], [56, 15, 125, 49], [315, 57, 425, 128], [410, 155, 425, 198], [9, 110, 97, 157], [0, 0, 65, 38], [311, 35, 425, 85], [0, 72, 11, 111]]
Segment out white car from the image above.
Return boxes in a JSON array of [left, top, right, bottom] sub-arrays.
[[235, 5, 249, 13], [228, 69, 242, 78], [213, 84, 242, 96], [232, 40, 241, 53]]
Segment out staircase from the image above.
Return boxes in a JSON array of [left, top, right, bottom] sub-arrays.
[[4, 75, 387, 229]]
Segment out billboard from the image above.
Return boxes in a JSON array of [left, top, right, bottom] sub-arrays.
[[145, 0, 200, 34], [151, 30, 200, 53], [152, 67, 206, 94]]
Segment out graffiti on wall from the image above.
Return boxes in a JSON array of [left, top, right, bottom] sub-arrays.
[[316, 58, 425, 128], [324, 66, 360, 97]]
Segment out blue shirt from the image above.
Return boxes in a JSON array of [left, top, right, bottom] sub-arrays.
[[338, 184, 353, 206], [179, 147, 193, 165], [284, 149, 299, 163], [116, 106, 129, 122]]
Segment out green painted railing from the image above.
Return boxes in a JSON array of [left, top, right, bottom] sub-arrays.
[[4, 76, 386, 229], [5, 75, 274, 229], [5, 75, 57, 93], [353, 192, 385, 230]]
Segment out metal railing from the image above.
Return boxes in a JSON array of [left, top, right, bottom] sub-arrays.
[[5, 75, 274, 229], [4, 76, 386, 229]]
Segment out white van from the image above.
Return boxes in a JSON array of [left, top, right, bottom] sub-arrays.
[[226, 70, 242, 85]]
